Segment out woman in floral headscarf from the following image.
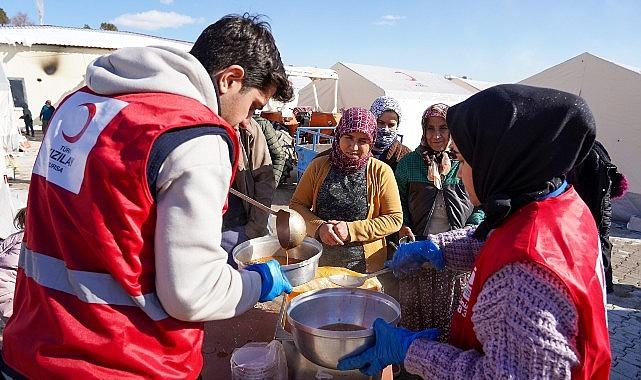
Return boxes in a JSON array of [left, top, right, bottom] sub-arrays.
[[290, 107, 402, 272], [395, 103, 482, 241], [369, 96, 411, 172], [393, 103, 483, 337]]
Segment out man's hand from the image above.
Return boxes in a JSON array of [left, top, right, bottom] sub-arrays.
[[245, 259, 293, 302], [319, 222, 344, 246]]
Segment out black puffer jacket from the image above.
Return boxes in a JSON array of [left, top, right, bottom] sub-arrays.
[[568, 140, 625, 292], [395, 153, 484, 235]]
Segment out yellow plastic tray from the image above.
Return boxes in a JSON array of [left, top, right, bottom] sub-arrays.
[[288, 266, 382, 300]]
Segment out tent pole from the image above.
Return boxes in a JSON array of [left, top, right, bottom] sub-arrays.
[[312, 81, 320, 111], [332, 80, 338, 113]]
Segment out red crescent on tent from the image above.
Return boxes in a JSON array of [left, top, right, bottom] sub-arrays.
[[394, 71, 417, 81], [62, 102, 96, 143]]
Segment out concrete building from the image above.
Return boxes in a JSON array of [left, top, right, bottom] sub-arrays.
[[0, 25, 191, 123]]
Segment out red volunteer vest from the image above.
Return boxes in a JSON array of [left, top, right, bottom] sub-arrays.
[[3, 88, 239, 379], [449, 188, 611, 379]]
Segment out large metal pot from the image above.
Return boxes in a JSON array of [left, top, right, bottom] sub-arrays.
[[233, 236, 322, 287], [286, 288, 401, 370]]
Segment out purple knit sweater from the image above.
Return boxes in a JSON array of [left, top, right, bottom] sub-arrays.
[[397, 227, 482, 339], [404, 261, 579, 379]]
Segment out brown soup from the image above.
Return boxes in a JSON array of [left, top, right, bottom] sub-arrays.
[[319, 323, 366, 332], [247, 256, 303, 266]]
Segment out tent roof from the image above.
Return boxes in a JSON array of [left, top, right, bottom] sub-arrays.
[[588, 53, 641, 75], [338, 62, 472, 96], [285, 66, 338, 80], [521, 52, 641, 83], [448, 76, 497, 91], [0, 25, 192, 51]]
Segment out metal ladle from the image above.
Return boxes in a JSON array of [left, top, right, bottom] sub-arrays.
[[229, 188, 307, 250]]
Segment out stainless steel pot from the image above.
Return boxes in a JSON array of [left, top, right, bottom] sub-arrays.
[[286, 288, 401, 370], [233, 236, 322, 287]]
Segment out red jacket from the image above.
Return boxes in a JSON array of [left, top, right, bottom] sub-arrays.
[[3, 88, 239, 379], [449, 187, 611, 379]]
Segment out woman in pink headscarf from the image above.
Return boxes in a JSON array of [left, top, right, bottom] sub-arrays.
[[290, 107, 403, 273]]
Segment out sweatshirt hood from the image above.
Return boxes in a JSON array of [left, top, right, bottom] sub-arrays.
[[86, 45, 219, 113]]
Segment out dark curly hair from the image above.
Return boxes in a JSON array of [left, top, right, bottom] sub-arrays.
[[13, 208, 26, 230], [190, 14, 293, 102]]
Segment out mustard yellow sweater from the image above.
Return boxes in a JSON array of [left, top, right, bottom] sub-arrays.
[[290, 156, 403, 272]]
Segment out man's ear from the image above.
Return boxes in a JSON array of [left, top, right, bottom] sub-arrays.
[[216, 65, 245, 95]]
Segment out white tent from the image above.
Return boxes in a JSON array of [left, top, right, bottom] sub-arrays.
[[0, 64, 23, 157], [520, 52, 641, 222], [297, 62, 492, 150], [1, 64, 22, 238], [264, 66, 339, 116]]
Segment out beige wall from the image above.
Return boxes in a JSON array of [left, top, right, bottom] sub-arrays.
[[1, 44, 112, 123]]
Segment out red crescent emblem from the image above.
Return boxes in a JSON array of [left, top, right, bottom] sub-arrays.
[[395, 71, 417, 81], [62, 102, 96, 143]]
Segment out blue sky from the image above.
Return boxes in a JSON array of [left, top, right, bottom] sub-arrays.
[[3, 0, 640, 82]]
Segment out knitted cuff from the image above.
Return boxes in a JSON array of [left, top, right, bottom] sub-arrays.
[[429, 227, 482, 271]]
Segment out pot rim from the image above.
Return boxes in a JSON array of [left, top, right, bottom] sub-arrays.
[[232, 236, 322, 269], [286, 288, 401, 338]]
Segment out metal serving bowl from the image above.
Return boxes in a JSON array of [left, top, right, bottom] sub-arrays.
[[286, 288, 401, 369], [233, 236, 322, 287]]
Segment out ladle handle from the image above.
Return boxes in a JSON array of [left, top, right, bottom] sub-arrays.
[[229, 188, 276, 215], [366, 267, 392, 279]]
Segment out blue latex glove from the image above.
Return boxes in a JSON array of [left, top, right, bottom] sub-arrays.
[[385, 240, 445, 277], [245, 259, 293, 302], [337, 318, 440, 376]]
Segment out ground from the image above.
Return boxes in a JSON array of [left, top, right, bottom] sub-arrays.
[[6, 131, 641, 378]]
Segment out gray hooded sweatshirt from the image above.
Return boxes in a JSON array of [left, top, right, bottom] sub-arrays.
[[86, 46, 261, 321]]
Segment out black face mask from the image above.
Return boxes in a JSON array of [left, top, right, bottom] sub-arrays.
[[447, 84, 596, 239]]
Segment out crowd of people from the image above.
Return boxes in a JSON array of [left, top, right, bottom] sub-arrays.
[[0, 12, 628, 380]]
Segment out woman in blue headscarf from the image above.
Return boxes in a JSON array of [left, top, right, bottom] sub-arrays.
[[369, 96, 411, 172]]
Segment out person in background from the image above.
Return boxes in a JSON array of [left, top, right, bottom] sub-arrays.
[[222, 116, 276, 265], [395, 103, 482, 241], [18, 106, 34, 137], [368, 96, 412, 301], [339, 84, 611, 379], [0, 208, 25, 352], [2, 14, 293, 379], [568, 140, 627, 294], [290, 107, 402, 273], [39, 100, 55, 136], [393, 103, 483, 338], [253, 115, 287, 185], [369, 96, 411, 172]]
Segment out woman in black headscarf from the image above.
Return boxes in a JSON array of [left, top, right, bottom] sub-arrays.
[[337, 84, 611, 379]]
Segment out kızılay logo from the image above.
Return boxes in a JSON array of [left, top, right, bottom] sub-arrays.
[[62, 103, 96, 143]]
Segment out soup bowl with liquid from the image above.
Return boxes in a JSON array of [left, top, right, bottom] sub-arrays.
[[286, 287, 401, 370], [232, 236, 322, 287]]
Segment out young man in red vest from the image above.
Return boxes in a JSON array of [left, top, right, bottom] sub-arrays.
[[338, 85, 611, 379], [2, 15, 294, 379]]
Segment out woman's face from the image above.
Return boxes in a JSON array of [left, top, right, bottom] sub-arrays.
[[376, 111, 399, 132], [423, 116, 450, 151], [455, 152, 480, 206], [339, 131, 371, 160]]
